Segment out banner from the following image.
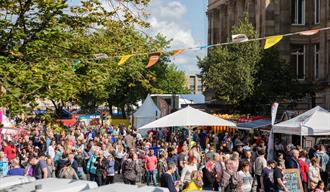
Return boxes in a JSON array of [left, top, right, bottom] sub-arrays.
[[146, 52, 161, 68], [171, 49, 184, 57], [299, 29, 320, 36], [232, 34, 249, 43], [118, 55, 131, 65], [264, 35, 283, 49], [267, 102, 279, 160]]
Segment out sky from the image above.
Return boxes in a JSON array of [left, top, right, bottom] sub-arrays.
[[146, 0, 208, 74], [69, 0, 208, 74]]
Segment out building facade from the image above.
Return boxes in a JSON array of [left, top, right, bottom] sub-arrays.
[[186, 75, 203, 95], [208, 0, 330, 110]]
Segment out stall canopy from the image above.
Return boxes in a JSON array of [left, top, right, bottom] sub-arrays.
[[139, 106, 236, 129], [134, 95, 160, 128], [237, 119, 271, 130], [273, 106, 330, 136]]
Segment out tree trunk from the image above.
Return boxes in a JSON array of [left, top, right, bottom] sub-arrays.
[[121, 105, 126, 119]]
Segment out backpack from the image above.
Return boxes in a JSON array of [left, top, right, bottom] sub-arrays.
[[224, 173, 239, 192]]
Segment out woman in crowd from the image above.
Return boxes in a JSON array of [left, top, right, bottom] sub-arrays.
[[114, 141, 125, 174], [202, 160, 216, 190], [309, 157, 322, 191], [59, 160, 79, 180], [184, 170, 203, 191], [180, 156, 197, 184], [238, 160, 253, 192], [122, 152, 139, 185], [299, 150, 309, 192]]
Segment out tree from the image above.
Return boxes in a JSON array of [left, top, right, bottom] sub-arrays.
[[198, 17, 261, 105], [0, 0, 151, 116], [0, 0, 189, 117], [240, 49, 315, 114]]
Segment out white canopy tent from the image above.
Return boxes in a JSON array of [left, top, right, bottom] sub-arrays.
[[273, 106, 330, 136], [139, 106, 236, 129], [133, 95, 160, 128]]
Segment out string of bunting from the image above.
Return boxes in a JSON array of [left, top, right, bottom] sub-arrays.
[[81, 27, 330, 68]]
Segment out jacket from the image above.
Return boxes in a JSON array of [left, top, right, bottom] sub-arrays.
[[122, 159, 138, 181], [298, 159, 308, 183]]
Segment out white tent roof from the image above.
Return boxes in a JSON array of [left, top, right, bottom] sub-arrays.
[[273, 106, 330, 136], [133, 95, 160, 118], [139, 106, 236, 129]]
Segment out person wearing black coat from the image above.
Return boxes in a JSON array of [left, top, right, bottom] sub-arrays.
[[202, 161, 216, 191]]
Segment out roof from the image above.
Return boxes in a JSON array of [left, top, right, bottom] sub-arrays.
[[134, 95, 160, 118], [237, 119, 271, 130]]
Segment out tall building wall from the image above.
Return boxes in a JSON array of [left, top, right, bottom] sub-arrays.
[[207, 0, 330, 109]]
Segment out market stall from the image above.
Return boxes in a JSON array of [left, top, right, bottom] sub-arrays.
[[272, 106, 330, 146]]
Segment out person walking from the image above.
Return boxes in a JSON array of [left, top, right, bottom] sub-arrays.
[[145, 149, 158, 186], [254, 148, 267, 192], [122, 153, 139, 185]]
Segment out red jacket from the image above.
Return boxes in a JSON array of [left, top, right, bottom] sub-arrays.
[[298, 159, 308, 183], [3, 145, 16, 161]]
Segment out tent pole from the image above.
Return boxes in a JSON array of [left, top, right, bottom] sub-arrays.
[[300, 135, 303, 148]]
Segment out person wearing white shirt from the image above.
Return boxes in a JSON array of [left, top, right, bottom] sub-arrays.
[[238, 161, 253, 192], [47, 140, 56, 159]]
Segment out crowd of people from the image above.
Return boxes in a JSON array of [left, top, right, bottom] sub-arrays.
[[0, 122, 329, 192]]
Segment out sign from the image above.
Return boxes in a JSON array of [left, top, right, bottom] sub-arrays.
[[282, 169, 303, 192]]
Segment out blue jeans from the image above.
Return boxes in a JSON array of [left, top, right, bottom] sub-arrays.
[[146, 169, 158, 186]]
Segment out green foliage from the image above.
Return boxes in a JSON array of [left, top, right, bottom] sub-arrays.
[[198, 18, 261, 105], [0, 0, 188, 117]]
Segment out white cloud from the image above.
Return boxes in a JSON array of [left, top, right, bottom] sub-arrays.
[[146, 1, 203, 74]]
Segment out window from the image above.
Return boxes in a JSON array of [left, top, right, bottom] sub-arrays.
[[197, 78, 203, 94], [315, 0, 320, 24], [314, 44, 320, 79], [189, 76, 195, 93], [291, 45, 305, 79], [291, 0, 305, 25]]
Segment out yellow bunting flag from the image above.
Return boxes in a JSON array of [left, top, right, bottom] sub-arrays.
[[264, 35, 283, 49], [118, 55, 131, 65], [146, 52, 161, 68], [298, 29, 320, 36], [171, 49, 184, 57]]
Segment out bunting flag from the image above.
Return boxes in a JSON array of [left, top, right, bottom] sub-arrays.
[[232, 34, 249, 43], [200, 45, 209, 49], [298, 29, 320, 36], [146, 52, 161, 68], [118, 55, 132, 65], [264, 35, 283, 49], [171, 49, 184, 57]]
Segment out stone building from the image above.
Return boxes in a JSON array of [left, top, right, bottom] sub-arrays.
[[207, 0, 330, 110], [186, 74, 203, 95]]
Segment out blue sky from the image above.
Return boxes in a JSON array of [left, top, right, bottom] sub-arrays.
[[69, 0, 207, 74], [146, 0, 208, 74]]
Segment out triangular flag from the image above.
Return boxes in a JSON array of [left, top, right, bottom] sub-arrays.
[[118, 55, 131, 65], [232, 34, 249, 43], [200, 45, 209, 50], [146, 52, 161, 68], [171, 49, 184, 57], [298, 29, 320, 36], [264, 35, 283, 49]]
